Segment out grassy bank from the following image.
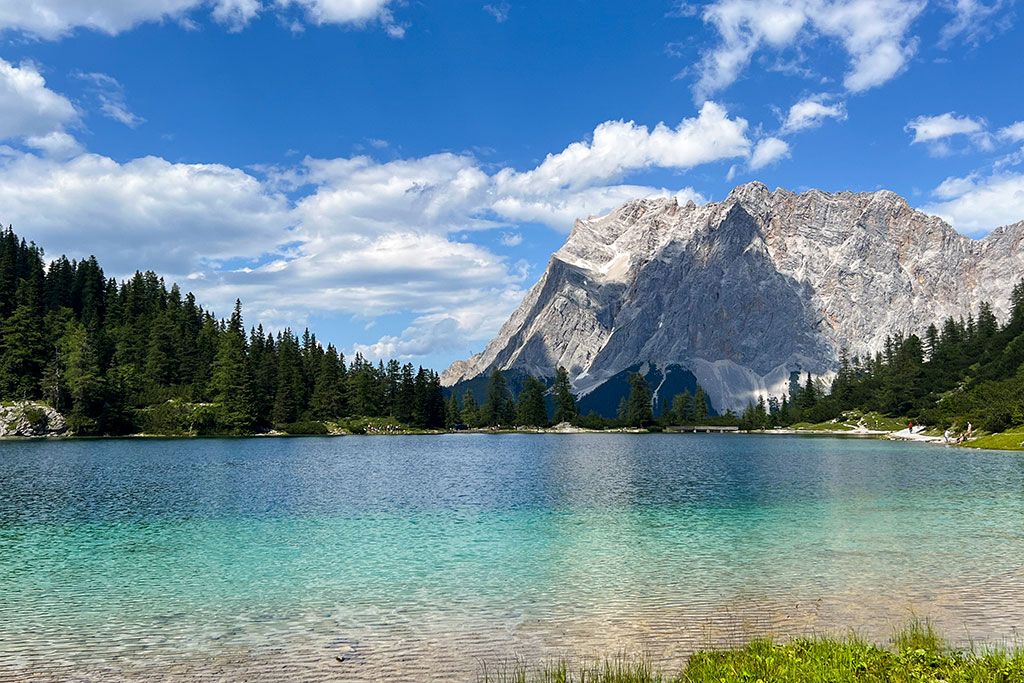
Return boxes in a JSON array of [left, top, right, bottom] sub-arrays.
[[480, 620, 1024, 682], [967, 427, 1024, 451]]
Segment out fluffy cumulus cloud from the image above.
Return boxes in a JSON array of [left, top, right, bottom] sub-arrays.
[[923, 172, 1024, 234], [781, 94, 846, 133], [1000, 122, 1024, 143], [0, 58, 78, 141], [749, 137, 790, 169], [0, 60, 757, 358], [495, 102, 751, 195], [690, 0, 926, 101], [0, 153, 292, 274], [277, 0, 403, 36], [906, 112, 986, 143], [0, 0, 399, 39]]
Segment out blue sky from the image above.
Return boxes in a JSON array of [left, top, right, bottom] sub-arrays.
[[0, 0, 1020, 370]]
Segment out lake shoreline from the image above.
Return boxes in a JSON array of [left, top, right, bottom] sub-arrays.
[[3, 426, 1020, 451]]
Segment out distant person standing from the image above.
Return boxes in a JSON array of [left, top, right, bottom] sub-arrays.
[[944, 428, 951, 444], [967, 422, 973, 438]]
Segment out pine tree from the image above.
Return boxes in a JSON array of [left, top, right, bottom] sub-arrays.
[[144, 312, 178, 387], [445, 392, 462, 428], [672, 390, 695, 424], [461, 388, 481, 428], [273, 331, 305, 424], [209, 300, 255, 432], [482, 370, 512, 426], [311, 344, 343, 419], [516, 375, 548, 427], [0, 279, 46, 397], [694, 384, 709, 423], [551, 366, 577, 423], [61, 322, 105, 434], [625, 372, 653, 427]]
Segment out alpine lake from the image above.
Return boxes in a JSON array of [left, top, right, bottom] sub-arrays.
[[2, 433, 1023, 681]]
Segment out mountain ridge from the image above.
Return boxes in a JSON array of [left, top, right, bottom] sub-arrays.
[[443, 183, 1024, 413]]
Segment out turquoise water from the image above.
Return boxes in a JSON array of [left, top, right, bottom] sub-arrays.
[[2, 434, 1024, 681]]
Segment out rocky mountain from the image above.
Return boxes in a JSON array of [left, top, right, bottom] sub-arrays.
[[442, 183, 1024, 414]]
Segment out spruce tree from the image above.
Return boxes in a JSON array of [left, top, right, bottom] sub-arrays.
[[461, 389, 481, 427], [445, 392, 462, 428], [551, 366, 577, 423], [482, 370, 511, 426], [210, 300, 255, 432], [694, 384, 709, 423], [672, 390, 694, 424], [0, 280, 46, 398], [311, 345, 342, 419], [516, 375, 548, 427], [625, 372, 653, 427]]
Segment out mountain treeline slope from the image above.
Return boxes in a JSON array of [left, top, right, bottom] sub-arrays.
[[0, 226, 448, 435]]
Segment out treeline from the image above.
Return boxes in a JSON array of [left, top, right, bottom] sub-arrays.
[[447, 367, 578, 428], [738, 283, 1024, 433], [447, 368, 718, 430], [0, 227, 447, 435]]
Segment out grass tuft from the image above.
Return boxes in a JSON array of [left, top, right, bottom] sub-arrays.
[[481, 621, 1024, 683]]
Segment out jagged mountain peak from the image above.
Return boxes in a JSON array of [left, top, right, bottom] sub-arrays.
[[443, 185, 1023, 414]]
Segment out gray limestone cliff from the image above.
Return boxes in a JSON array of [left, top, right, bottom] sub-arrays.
[[442, 183, 1024, 413]]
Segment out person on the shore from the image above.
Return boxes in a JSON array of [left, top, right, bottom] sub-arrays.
[[944, 428, 951, 444], [967, 422, 973, 438]]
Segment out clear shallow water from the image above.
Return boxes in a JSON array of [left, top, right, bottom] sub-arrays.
[[2, 434, 1024, 681]]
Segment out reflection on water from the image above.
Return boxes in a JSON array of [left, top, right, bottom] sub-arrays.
[[1, 434, 1024, 681]]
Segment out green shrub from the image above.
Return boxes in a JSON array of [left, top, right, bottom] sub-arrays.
[[23, 407, 48, 431], [281, 421, 329, 435]]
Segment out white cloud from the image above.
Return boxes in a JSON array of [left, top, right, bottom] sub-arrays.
[[491, 184, 706, 230], [484, 2, 510, 22], [0, 58, 78, 141], [780, 94, 846, 133], [1000, 122, 1024, 143], [0, 152, 291, 274], [923, 172, 1024, 234], [494, 101, 750, 195], [211, 0, 262, 29], [906, 112, 986, 143], [940, 0, 1012, 46], [74, 71, 145, 128], [24, 132, 84, 159], [0, 0, 399, 39], [0, 0, 208, 38], [0, 80, 752, 357], [749, 137, 790, 169], [500, 232, 523, 246], [690, 0, 926, 101], [276, 0, 403, 36]]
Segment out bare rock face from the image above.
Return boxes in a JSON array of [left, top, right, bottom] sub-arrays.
[[0, 402, 68, 437], [442, 183, 1024, 413]]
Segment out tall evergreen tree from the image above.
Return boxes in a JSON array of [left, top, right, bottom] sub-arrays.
[[482, 370, 512, 426], [209, 301, 255, 432], [516, 375, 548, 427], [625, 372, 654, 427], [551, 366, 577, 424]]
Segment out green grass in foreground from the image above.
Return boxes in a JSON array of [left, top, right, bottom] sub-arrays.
[[968, 426, 1024, 451], [480, 619, 1024, 683]]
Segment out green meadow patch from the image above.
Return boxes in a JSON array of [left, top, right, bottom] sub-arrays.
[[480, 620, 1024, 683]]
